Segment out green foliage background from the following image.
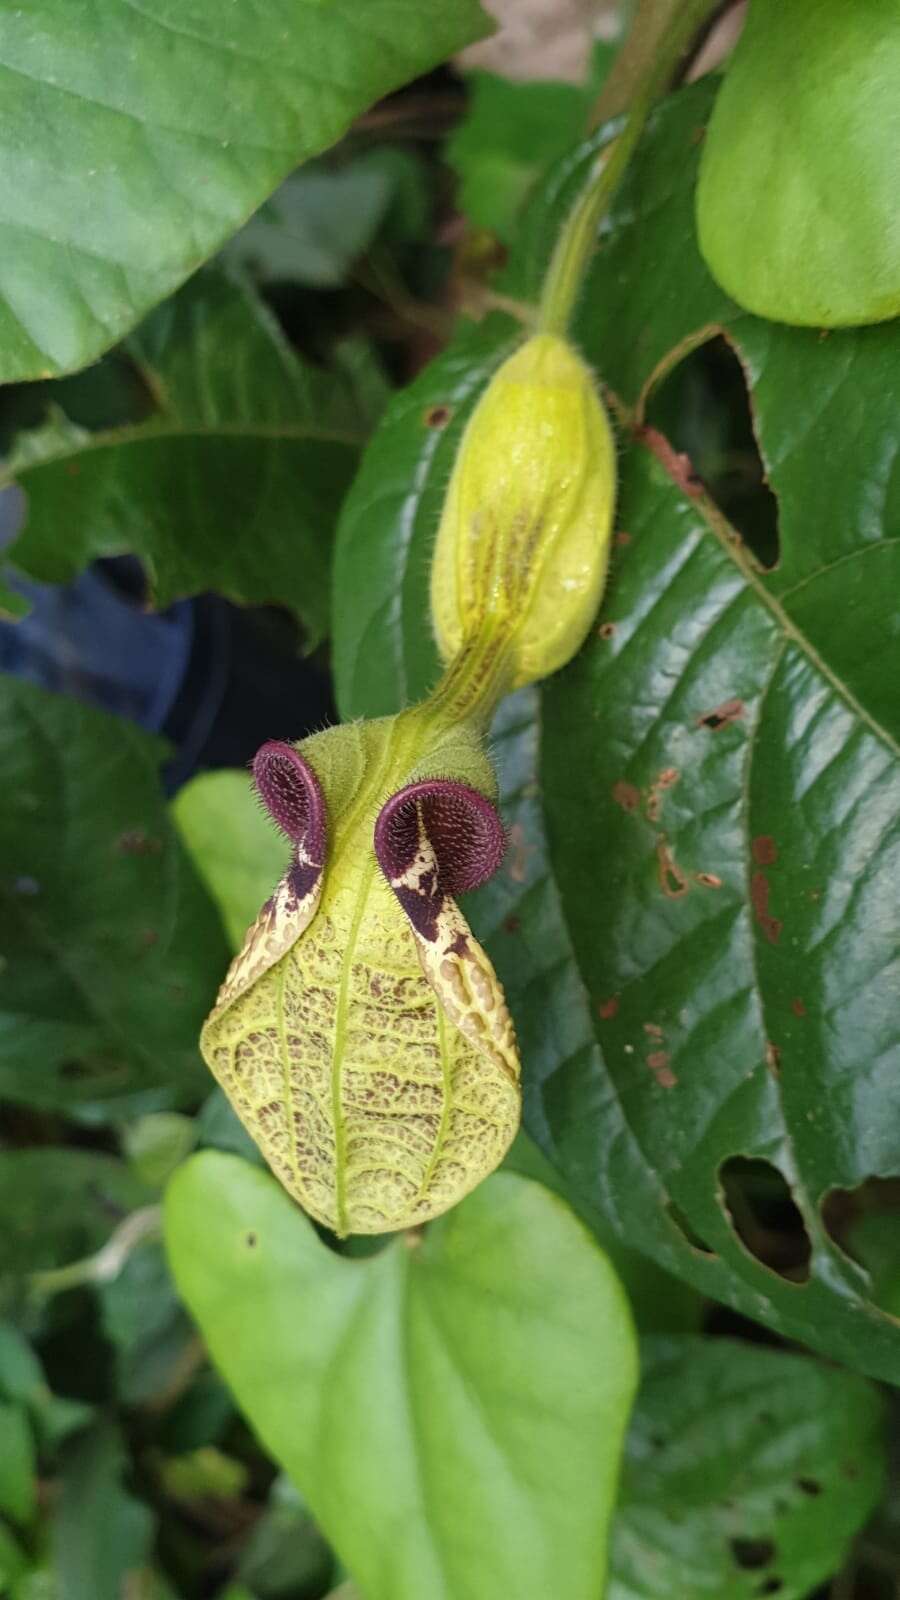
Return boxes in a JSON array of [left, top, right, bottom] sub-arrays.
[[0, 3, 897, 1598]]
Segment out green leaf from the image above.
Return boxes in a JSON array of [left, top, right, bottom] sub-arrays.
[[171, 770, 289, 954], [0, 676, 228, 1111], [0, 1149, 149, 1282], [695, 0, 900, 326], [530, 80, 900, 1380], [1, 274, 364, 643], [610, 1337, 886, 1599], [52, 1421, 155, 1600], [165, 1151, 638, 1600], [0, 1401, 36, 1526], [333, 79, 900, 1377], [0, 0, 491, 381]]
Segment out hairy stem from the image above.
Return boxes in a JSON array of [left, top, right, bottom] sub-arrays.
[[538, 0, 722, 337]]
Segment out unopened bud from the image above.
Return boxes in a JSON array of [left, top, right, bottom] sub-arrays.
[[430, 333, 616, 688]]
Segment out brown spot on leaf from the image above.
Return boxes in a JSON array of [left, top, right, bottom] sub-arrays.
[[765, 1041, 782, 1076], [503, 915, 521, 935], [644, 1022, 664, 1038], [637, 424, 704, 497], [657, 838, 689, 898], [647, 1050, 677, 1087], [790, 997, 806, 1018], [751, 871, 782, 943], [697, 697, 745, 730], [597, 997, 619, 1020], [615, 529, 631, 546], [423, 403, 452, 429], [645, 791, 662, 823], [597, 621, 617, 640], [695, 871, 722, 889], [657, 768, 680, 789], [612, 781, 640, 813], [752, 835, 778, 865]]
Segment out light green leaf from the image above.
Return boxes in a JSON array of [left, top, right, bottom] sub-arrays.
[[0, 676, 228, 1112], [165, 1151, 638, 1600], [0, 0, 491, 380], [172, 770, 288, 954], [0, 1401, 36, 1526], [52, 1421, 155, 1600], [610, 1337, 886, 1599], [696, 0, 900, 326], [1, 273, 364, 643]]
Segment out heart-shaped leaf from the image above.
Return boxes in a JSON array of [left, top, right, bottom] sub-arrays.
[[0, 0, 491, 380], [1, 273, 365, 641], [695, 0, 900, 326], [165, 1150, 637, 1600]]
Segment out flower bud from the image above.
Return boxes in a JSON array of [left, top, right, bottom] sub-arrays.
[[430, 332, 616, 687]]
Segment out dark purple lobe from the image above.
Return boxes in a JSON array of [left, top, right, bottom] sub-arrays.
[[374, 779, 506, 895], [252, 740, 326, 867]]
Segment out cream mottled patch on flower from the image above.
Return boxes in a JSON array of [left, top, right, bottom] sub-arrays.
[[201, 847, 519, 1237]]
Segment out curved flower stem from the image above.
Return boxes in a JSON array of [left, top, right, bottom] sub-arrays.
[[538, 0, 722, 338]]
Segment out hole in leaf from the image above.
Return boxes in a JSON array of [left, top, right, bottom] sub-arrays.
[[719, 1157, 812, 1282], [756, 1580, 783, 1596], [644, 335, 780, 569], [821, 1175, 900, 1316], [730, 1538, 776, 1570], [666, 1201, 716, 1255]]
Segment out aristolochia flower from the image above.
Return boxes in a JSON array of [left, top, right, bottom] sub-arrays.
[[200, 721, 519, 1236]]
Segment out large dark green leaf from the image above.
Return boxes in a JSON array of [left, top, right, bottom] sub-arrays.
[[0, 676, 227, 1110], [0, 0, 490, 381], [610, 1337, 885, 1600], [327, 81, 900, 1378], [166, 1152, 637, 1600], [1, 274, 366, 642]]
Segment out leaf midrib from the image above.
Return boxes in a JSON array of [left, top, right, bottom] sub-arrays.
[[623, 410, 900, 757]]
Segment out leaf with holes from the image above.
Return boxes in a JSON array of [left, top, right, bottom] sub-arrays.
[[530, 81, 900, 1380], [0, 273, 366, 642], [0, 676, 228, 1112], [165, 1151, 637, 1600], [0, 0, 490, 381], [609, 1336, 886, 1600], [328, 79, 900, 1377]]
